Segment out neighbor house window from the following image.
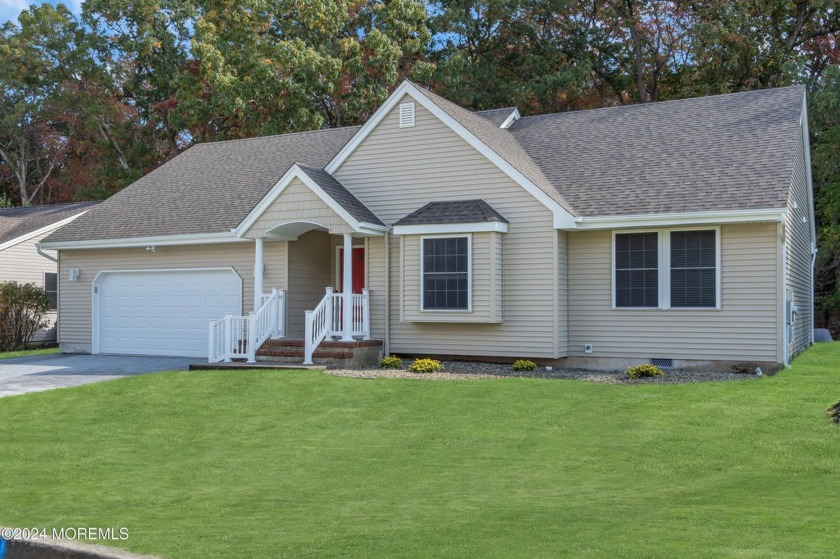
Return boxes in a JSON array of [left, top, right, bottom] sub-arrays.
[[613, 228, 719, 309], [44, 272, 57, 310], [422, 236, 470, 310], [670, 230, 716, 308], [614, 232, 659, 307]]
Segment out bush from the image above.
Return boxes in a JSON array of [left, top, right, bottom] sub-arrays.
[[0, 282, 50, 352], [732, 362, 760, 374], [408, 358, 443, 373], [827, 401, 840, 424], [513, 359, 537, 372], [379, 355, 403, 369], [625, 363, 665, 379]]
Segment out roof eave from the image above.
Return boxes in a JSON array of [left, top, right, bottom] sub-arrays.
[[573, 208, 787, 230]]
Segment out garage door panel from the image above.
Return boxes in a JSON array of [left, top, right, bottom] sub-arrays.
[[96, 269, 241, 358]]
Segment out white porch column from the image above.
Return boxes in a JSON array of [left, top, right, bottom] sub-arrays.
[[254, 237, 264, 312], [341, 233, 354, 341]]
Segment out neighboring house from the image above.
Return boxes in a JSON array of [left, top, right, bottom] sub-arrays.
[[40, 81, 815, 370], [0, 202, 98, 344]]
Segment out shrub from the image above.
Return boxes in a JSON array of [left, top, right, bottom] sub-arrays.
[[625, 363, 665, 379], [732, 362, 760, 374], [827, 401, 840, 424], [0, 282, 50, 352], [408, 358, 443, 373], [379, 355, 403, 369], [513, 359, 537, 372]]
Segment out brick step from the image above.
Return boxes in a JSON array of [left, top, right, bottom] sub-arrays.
[[257, 348, 354, 359], [260, 338, 382, 349]]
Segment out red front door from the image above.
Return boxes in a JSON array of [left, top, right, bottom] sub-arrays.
[[339, 248, 365, 293]]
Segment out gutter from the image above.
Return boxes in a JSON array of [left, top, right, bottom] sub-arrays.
[[35, 242, 58, 263]]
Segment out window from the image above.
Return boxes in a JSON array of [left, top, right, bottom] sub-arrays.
[[670, 230, 716, 308], [44, 272, 57, 310], [613, 228, 718, 309], [422, 236, 469, 310], [614, 232, 659, 307]]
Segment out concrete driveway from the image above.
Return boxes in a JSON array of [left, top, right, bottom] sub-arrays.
[[0, 354, 195, 398]]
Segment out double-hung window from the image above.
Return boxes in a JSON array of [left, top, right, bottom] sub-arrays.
[[422, 236, 470, 310], [44, 272, 58, 310], [614, 229, 718, 309]]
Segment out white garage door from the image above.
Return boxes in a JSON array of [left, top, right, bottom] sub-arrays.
[[95, 269, 241, 358]]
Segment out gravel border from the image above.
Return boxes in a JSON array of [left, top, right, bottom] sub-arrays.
[[325, 360, 762, 384]]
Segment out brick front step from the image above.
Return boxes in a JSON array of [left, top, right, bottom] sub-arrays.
[[260, 339, 383, 349], [256, 339, 384, 368]]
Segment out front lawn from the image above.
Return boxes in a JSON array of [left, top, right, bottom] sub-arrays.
[[1, 345, 839, 558], [0, 347, 58, 360]]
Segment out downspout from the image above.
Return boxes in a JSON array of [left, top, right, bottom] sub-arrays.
[[35, 242, 58, 263], [811, 242, 818, 344], [383, 230, 390, 357]]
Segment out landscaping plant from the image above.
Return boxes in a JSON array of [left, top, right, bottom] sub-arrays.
[[625, 363, 665, 379], [408, 358, 443, 373], [0, 282, 50, 351], [513, 359, 537, 372], [379, 356, 403, 369]]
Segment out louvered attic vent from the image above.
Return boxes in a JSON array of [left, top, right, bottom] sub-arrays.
[[399, 102, 415, 128]]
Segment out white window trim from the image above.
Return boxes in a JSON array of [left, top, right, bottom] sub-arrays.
[[419, 234, 472, 313], [44, 271, 58, 311], [611, 226, 721, 310]]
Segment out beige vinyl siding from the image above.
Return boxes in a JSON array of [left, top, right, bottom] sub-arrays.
[[243, 177, 353, 238], [557, 232, 568, 356], [286, 230, 331, 338], [785, 120, 814, 358], [57, 240, 288, 346], [400, 232, 502, 323], [334, 93, 561, 358], [0, 230, 59, 342], [568, 223, 779, 361], [366, 236, 387, 340]]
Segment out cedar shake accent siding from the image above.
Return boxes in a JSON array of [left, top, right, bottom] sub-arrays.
[[57, 241, 288, 346], [335, 94, 563, 358], [568, 223, 779, 361], [243, 177, 354, 238], [786, 121, 814, 358]]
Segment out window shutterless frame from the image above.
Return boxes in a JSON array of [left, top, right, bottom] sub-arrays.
[[419, 234, 472, 312], [44, 271, 58, 311], [611, 226, 721, 310]]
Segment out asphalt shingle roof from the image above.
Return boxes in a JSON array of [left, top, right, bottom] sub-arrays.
[[394, 200, 509, 226], [296, 164, 384, 226], [474, 107, 518, 127], [508, 85, 805, 216], [0, 202, 98, 245], [45, 127, 360, 242]]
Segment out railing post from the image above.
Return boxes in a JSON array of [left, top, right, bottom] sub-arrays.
[[278, 289, 286, 338], [362, 288, 371, 340], [324, 286, 335, 337], [247, 312, 257, 363], [223, 313, 232, 362], [270, 288, 281, 339], [208, 320, 215, 363], [304, 310, 314, 365]]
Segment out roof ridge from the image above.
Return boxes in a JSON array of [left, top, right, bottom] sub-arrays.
[[191, 125, 362, 148]]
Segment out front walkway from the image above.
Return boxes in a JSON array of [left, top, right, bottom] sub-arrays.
[[0, 354, 194, 398]]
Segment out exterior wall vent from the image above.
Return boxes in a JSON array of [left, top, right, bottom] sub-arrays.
[[650, 358, 673, 368], [399, 102, 416, 128]]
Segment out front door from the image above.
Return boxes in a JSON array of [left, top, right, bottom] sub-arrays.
[[339, 247, 365, 293]]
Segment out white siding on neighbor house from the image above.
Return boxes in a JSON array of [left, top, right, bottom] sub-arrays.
[[57, 241, 288, 346], [335, 94, 562, 358], [568, 223, 780, 362], [399, 232, 502, 323], [785, 121, 814, 359], [243, 177, 354, 238], [0, 230, 58, 342]]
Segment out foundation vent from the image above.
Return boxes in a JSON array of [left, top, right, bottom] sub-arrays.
[[650, 358, 673, 368]]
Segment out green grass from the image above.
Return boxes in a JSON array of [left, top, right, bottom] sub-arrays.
[[0, 346, 58, 360], [1, 345, 839, 558]]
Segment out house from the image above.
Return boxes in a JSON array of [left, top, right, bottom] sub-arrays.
[[39, 81, 815, 370], [0, 202, 98, 344]]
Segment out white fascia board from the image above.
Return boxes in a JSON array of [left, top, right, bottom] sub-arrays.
[[40, 231, 248, 250], [324, 80, 577, 230], [499, 109, 521, 129], [0, 212, 87, 252], [392, 221, 508, 235], [801, 94, 817, 246], [574, 208, 787, 230]]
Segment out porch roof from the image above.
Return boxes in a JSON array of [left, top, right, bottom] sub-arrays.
[[393, 199, 508, 226], [296, 164, 385, 227]]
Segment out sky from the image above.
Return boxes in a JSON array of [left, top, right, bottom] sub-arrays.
[[0, 0, 82, 26]]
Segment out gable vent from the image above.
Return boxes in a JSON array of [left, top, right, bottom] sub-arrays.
[[399, 102, 415, 128]]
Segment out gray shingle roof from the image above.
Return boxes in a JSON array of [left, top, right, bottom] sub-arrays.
[[394, 199, 508, 226], [508, 85, 805, 216], [296, 164, 384, 226], [0, 202, 98, 245], [412, 86, 578, 215], [45, 127, 360, 242], [475, 107, 518, 127]]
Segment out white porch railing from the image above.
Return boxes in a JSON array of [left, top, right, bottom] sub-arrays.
[[304, 287, 370, 365], [208, 288, 286, 363]]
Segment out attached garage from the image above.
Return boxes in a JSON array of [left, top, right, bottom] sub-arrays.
[[93, 268, 242, 358]]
